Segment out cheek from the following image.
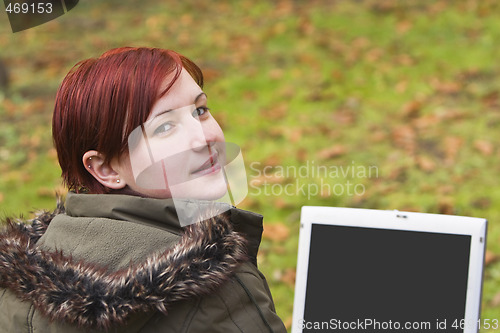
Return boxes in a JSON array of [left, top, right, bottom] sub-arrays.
[[122, 157, 142, 183], [148, 135, 187, 161]]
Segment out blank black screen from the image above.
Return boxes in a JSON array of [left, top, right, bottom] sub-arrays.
[[303, 224, 471, 332]]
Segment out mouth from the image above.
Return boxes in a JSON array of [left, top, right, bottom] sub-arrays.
[[191, 152, 221, 176]]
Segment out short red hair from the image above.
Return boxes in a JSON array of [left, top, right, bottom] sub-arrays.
[[52, 47, 203, 193]]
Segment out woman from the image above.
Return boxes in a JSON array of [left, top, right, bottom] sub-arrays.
[[0, 47, 286, 332]]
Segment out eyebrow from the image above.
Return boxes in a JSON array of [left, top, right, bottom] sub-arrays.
[[194, 92, 207, 103], [153, 92, 207, 118]]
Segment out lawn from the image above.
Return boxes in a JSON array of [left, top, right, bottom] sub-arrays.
[[1, 0, 500, 331]]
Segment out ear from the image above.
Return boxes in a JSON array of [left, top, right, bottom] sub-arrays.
[[83, 150, 126, 190]]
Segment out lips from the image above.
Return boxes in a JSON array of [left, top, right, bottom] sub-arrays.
[[191, 153, 221, 176]]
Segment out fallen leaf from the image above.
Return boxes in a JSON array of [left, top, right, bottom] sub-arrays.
[[370, 129, 387, 142], [263, 155, 282, 167], [269, 127, 285, 139], [214, 112, 227, 129], [280, 268, 296, 288], [412, 114, 439, 129], [287, 128, 302, 143], [485, 250, 499, 266], [490, 292, 500, 307], [23, 99, 46, 116], [398, 206, 421, 213], [443, 136, 463, 164], [262, 104, 287, 120], [429, 1, 447, 14], [320, 186, 331, 198], [298, 17, 315, 36], [481, 90, 499, 108], [315, 124, 338, 138], [249, 174, 285, 187], [284, 317, 293, 331], [395, 80, 408, 93], [317, 145, 346, 159], [437, 197, 454, 215], [396, 20, 412, 34], [420, 184, 435, 192], [3, 99, 17, 116], [268, 68, 284, 80], [274, 246, 287, 255], [296, 148, 308, 162], [471, 197, 491, 209], [263, 223, 290, 242], [274, 198, 289, 209], [352, 37, 371, 49], [243, 90, 257, 100], [237, 197, 259, 210], [395, 54, 415, 66], [416, 155, 436, 172], [48, 148, 58, 159], [391, 125, 416, 154], [180, 14, 193, 25], [375, 184, 399, 195], [21, 173, 32, 182], [37, 187, 57, 198], [364, 47, 384, 63], [437, 184, 454, 195], [437, 109, 466, 121], [474, 139, 494, 156], [402, 100, 422, 118], [430, 78, 462, 94], [370, 1, 397, 14], [388, 166, 408, 182], [298, 53, 319, 67], [202, 68, 221, 82], [332, 109, 356, 125]]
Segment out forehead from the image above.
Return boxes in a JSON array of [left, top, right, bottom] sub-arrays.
[[149, 69, 204, 119]]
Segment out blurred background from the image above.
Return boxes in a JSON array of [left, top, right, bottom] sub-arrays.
[[1, 0, 500, 331]]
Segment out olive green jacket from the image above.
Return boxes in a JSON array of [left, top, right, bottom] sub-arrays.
[[0, 192, 286, 332]]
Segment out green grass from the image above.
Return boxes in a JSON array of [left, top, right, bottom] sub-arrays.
[[2, 0, 500, 331]]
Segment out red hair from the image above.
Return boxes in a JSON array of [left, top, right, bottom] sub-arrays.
[[52, 47, 203, 193]]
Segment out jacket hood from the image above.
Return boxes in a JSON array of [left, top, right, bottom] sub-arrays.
[[0, 199, 249, 331]]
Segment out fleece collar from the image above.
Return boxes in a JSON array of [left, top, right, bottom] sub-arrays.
[[64, 191, 185, 234], [63, 191, 265, 262], [0, 198, 249, 330]]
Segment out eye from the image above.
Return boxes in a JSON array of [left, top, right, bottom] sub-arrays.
[[153, 122, 174, 136], [193, 106, 210, 119]]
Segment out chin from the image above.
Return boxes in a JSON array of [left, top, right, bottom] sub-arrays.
[[200, 184, 229, 201], [170, 176, 229, 201], [134, 188, 173, 199]]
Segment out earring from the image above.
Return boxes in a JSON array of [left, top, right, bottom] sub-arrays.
[[88, 165, 92, 169], [116, 179, 120, 183]]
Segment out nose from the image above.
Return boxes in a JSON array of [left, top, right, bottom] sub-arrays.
[[187, 115, 219, 152]]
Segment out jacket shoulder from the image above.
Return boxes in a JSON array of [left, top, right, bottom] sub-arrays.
[[0, 209, 249, 331], [37, 213, 181, 271], [178, 262, 287, 333]]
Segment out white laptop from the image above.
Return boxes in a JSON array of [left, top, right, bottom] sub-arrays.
[[292, 206, 487, 333]]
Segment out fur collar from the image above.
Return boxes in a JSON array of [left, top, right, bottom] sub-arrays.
[[0, 203, 248, 330]]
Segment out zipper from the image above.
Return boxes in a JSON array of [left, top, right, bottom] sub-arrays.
[[234, 275, 275, 333]]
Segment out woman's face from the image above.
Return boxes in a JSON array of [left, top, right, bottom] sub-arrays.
[[112, 69, 227, 200]]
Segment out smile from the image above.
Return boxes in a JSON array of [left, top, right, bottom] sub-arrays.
[[191, 153, 222, 176]]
